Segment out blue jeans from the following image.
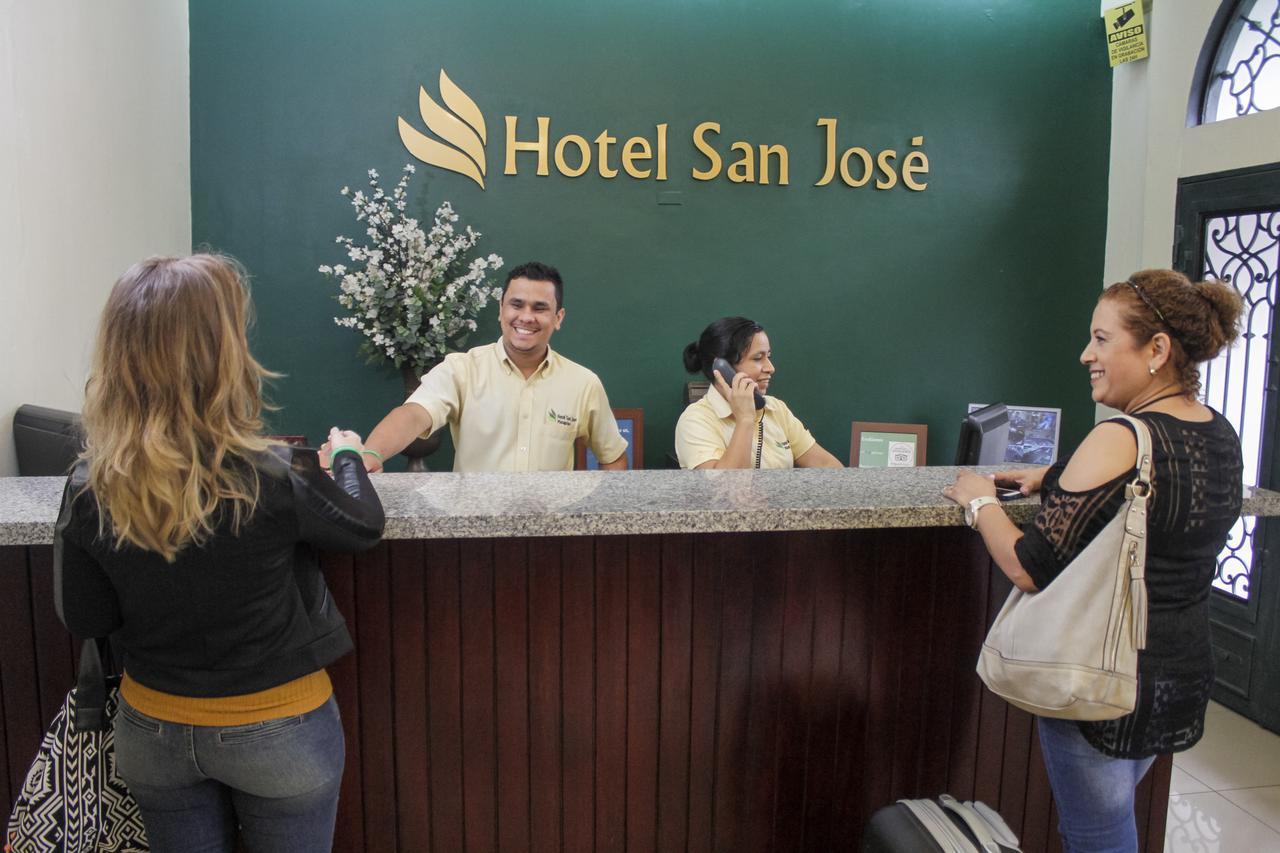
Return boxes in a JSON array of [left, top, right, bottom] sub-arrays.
[[1038, 717, 1156, 853], [113, 694, 345, 853]]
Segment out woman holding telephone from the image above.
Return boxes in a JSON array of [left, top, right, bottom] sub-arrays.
[[675, 316, 842, 469]]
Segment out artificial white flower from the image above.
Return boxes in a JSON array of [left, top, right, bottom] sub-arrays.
[[320, 165, 505, 369]]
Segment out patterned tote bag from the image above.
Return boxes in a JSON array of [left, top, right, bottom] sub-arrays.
[[5, 640, 147, 852]]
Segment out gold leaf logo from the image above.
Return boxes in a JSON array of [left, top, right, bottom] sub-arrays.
[[398, 70, 488, 189]]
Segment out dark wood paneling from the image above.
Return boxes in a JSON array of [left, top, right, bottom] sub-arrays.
[[888, 529, 932, 801], [830, 532, 874, 843], [427, 537, 468, 850], [743, 534, 787, 853], [27, 548, 75, 727], [0, 545, 30, 811], [863, 530, 904, 810], [773, 533, 818, 853], [388, 540, 429, 851], [492, 539, 530, 853], [352, 544, 398, 851], [424, 539, 464, 853], [3, 533, 1176, 853], [459, 540, 498, 853], [946, 530, 993, 802], [711, 533, 756, 851], [795, 533, 846, 852], [1142, 754, 1172, 852], [686, 536, 724, 853], [656, 535, 693, 853], [322, 552, 363, 853], [625, 535, 661, 853], [527, 538, 562, 853], [561, 537, 596, 853], [1024, 725, 1057, 853], [0, 547, 40, 807], [593, 538, 628, 853], [919, 529, 961, 798]]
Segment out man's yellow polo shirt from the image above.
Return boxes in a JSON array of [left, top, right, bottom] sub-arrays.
[[406, 340, 628, 472], [674, 388, 817, 469]]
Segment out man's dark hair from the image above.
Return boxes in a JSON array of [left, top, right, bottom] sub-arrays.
[[503, 261, 563, 310]]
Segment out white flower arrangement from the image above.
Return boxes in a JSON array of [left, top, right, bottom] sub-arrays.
[[319, 165, 504, 370]]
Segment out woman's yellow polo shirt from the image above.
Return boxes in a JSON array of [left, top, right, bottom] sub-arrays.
[[674, 390, 817, 469]]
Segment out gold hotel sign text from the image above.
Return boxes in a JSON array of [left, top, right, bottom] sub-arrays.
[[399, 71, 929, 192]]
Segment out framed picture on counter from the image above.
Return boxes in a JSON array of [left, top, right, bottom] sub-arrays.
[[850, 422, 927, 468], [967, 403, 1062, 465], [576, 407, 644, 470]]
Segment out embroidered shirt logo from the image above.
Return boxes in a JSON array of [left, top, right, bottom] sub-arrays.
[[547, 408, 578, 428], [773, 439, 791, 450]]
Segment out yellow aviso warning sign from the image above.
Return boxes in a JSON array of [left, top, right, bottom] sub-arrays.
[[1103, 2, 1149, 67]]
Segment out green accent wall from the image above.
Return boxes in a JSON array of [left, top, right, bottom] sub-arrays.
[[190, 0, 1112, 470]]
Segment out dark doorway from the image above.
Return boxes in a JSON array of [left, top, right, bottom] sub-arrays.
[[1174, 162, 1280, 733]]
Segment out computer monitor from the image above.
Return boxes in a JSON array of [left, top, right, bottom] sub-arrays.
[[955, 403, 1009, 465], [13, 404, 83, 476], [967, 403, 1062, 465]]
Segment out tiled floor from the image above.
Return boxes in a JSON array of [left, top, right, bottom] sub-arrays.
[[1165, 701, 1280, 852]]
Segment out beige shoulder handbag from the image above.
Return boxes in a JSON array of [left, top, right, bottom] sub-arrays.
[[976, 414, 1152, 721]]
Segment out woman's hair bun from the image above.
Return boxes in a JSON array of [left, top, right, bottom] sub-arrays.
[[682, 341, 702, 374], [1192, 279, 1244, 360]]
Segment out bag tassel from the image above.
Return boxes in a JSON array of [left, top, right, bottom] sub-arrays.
[[1131, 540, 1152, 648]]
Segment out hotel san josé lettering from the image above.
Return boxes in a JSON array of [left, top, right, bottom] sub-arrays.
[[398, 70, 929, 192]]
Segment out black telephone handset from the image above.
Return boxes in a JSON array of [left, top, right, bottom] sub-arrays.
[[712, 357, 765, 410]]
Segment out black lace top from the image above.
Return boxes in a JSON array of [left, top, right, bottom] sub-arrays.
[[1012, 410, 1243, 759]]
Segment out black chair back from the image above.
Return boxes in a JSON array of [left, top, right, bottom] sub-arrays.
[[13, 404, 83, 476]]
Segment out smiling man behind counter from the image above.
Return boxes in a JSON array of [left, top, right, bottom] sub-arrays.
[[359, 261, 629, 472]]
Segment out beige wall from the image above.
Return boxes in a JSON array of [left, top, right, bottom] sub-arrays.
[[0, 1, 191, 476], [1104, 0, 1280, 283]]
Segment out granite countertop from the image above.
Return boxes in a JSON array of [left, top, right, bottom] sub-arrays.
[[4, 466, 1280, 544]]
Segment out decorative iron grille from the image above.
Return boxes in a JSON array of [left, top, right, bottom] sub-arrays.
[[1204, 0, 1280, 123], [1201, 210, 1280, 599]]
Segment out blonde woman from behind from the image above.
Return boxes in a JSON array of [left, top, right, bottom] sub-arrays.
[[55, 254, 385, 853]]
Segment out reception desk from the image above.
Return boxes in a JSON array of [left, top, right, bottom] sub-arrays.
[[4, 468, 1279, 852]]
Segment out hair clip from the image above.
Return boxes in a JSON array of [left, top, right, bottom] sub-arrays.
[[1127, 279, 1171, 328]]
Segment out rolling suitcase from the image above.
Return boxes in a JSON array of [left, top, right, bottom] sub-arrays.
[[862, 794, 1022, 852]]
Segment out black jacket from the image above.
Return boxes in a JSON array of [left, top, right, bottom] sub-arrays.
[[54, 446, 385, 697]]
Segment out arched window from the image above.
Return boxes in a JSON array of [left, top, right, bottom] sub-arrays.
[[1190, 0, 1280, 125]]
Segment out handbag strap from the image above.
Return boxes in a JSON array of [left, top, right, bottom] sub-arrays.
[[1111, 413, 1153, 650], [73, 637, 109, 733], [1112, 413, 1155, 493]]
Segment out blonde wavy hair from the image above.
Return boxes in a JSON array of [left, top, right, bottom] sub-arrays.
[[80, 254, 278, 561]]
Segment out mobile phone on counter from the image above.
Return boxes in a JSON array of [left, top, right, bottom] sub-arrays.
[[712, 357, 765, 410], [996, 487, 1023, 501]]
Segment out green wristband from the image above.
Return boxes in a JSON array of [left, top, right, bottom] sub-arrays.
[[329, 445, 361, 461], [360, 448, 384, 461]]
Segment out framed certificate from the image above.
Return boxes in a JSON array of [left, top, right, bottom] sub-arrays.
[[850, 422, 928, 468]]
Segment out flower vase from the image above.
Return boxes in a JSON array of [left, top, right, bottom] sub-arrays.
[[399, 365, 444, 472]]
